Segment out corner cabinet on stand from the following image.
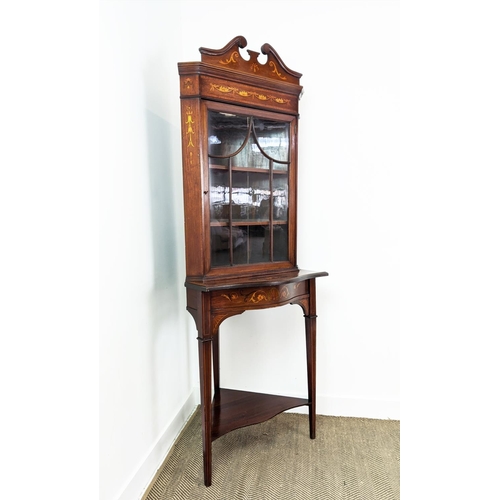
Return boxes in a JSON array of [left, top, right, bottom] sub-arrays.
[[178, 36, 328, 487]]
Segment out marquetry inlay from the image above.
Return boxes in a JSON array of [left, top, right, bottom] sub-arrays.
[[185, 106, 195, 148], [209, 83, 290, 105], [269, 61, 286, 80], [219, 51, 239, 65], [212, 282, 308, 310]]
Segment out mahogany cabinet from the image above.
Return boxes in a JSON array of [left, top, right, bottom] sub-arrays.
[[178, 36, 328, 486]]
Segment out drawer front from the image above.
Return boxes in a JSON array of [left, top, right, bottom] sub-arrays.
[[211, 281, 308, 311]]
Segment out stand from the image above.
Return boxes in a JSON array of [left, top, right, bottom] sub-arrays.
[[186, 270, 327, 486]]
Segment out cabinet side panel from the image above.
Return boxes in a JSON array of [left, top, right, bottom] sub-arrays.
[[180, 98, 205, 277]]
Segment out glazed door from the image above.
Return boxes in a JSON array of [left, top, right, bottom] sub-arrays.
[[206, 104, 296, 272]]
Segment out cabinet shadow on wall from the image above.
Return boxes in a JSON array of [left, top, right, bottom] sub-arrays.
[[145, 108, 179, 291]]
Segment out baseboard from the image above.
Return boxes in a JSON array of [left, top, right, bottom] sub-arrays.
[[115, 389, 198, 500], [192, 385, 399, 421], [289, 394, 400, 420]]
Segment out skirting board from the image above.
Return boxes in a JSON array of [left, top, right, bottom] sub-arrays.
[[188, 387, 399, 420], [290, 395, 400, 420], [188, 388, 399, 420], [188, 387, 400, 420], [115, 389, 198, 500], [189, 387, 399, 421]]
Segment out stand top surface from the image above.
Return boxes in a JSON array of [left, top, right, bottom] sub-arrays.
[[185, 269, 328, 292]]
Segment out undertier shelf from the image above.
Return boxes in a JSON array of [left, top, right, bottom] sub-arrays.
[[211, 388, 309, 441]]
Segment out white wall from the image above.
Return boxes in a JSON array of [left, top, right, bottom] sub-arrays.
[[179, 0, 399, 416], [100, 2, 193, 500], [100, 1, 399, 499]]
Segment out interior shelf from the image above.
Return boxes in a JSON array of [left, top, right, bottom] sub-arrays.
[[209, 164, 288, 174], [211, 388, 309, 441], [210, 219, 288, 226]]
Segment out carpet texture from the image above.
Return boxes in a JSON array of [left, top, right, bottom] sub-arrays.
[[144, 407, 400, 500]]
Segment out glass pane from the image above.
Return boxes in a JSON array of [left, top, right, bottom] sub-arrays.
[[211, 226, 231, 267], [248, 224, 269, 264], [252, 173, 271, 221], [230, 171, 271, 222], [273, 224, 288, 261], [232, 172, 251, 221], [249, 137, 269, 169], [253, 118, 289, 171], [231, 135, 266, 169], [208, 112, 250, 158], [210, 167, 229, 222], [273, 173, 288, 222], [232, 226, 248, 265]]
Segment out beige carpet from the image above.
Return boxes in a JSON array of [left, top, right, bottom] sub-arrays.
[[144, 406, 400, 500]]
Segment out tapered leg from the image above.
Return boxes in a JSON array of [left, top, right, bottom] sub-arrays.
[[212, 328, 220, 393], [198, 337, 213, 486], [305, 279, 317, 439]]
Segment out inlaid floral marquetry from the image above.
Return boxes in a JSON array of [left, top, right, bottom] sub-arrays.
[[185, 107, 195, 148], [211, 282, 308, 310], [219, 51, 239, 65], [209, 83, 291, 105], [269, 61, 286, 80]]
